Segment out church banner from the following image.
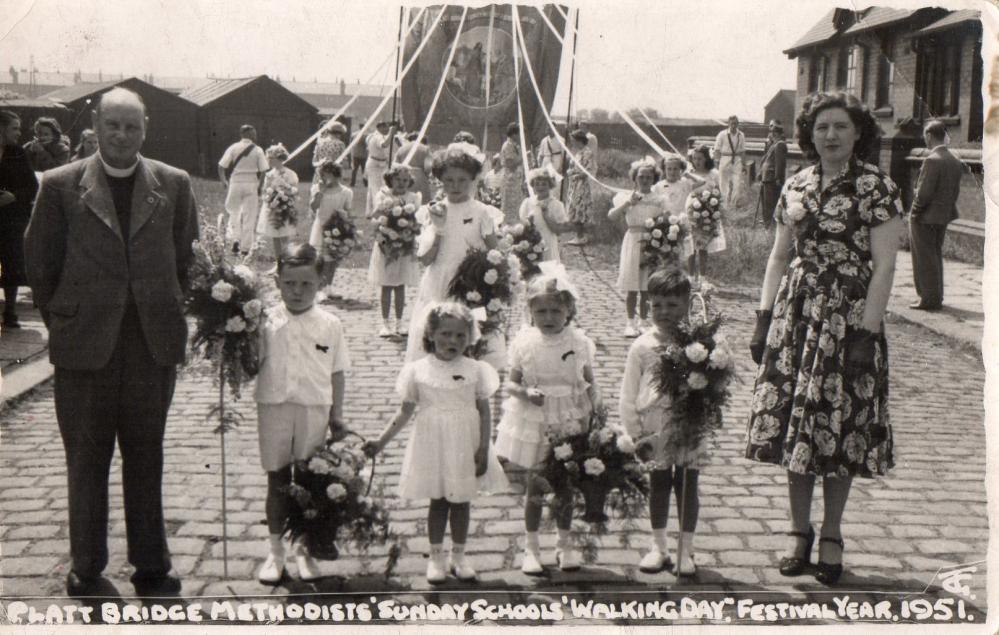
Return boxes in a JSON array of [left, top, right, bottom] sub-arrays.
[[399, 4, 568, 152]]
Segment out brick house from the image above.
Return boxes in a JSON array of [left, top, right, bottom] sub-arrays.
[[783, 6, 984, 229]]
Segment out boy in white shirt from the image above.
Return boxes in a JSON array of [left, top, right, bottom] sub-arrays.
[[255, 242, 351, 584]]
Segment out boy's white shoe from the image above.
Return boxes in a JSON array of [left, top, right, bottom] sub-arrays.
[[378, 320, 393, 337], [257, 552, 285, 585], [638, 547, 672, 573], [426, 554, 447, 585], [624, 318, 639, 338], [554, 546, 581, 571], [639, 318, 652, 332], [449, 555, 478, 582], [395, 317, 407, 336], [293, 544, 323, 581], [521, 548, 544, 576]]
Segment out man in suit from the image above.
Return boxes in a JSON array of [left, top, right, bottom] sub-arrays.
[[759, 120, 788, 228], [908, 119, 963, 310], [25, 87, 199, 598]]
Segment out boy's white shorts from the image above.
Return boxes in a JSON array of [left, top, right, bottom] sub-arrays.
[[257, 403, 330, 472]]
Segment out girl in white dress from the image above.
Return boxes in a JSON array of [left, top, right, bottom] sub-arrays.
[[367, 165, 422, 337], [365, 302, 509, 584], [608, 158, 668, 338], [495, 266, 602, 574], [404, 143, 501, 364], [308, 160, 353, 293], [518, 167, 569, 263], [687, 145, 728, 277], [259, 144, 300, 266]]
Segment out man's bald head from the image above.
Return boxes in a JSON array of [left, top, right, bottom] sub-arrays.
[[96, 87, 147, 119], [93, 87, 148, 168]]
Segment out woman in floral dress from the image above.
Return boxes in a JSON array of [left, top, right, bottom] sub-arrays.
[[499, 123, 525, 219], [745, 92, 904, 585], [565, 129, 594, 246]]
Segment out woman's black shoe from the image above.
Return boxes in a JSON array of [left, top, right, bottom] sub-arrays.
[[814, 536, 845, 585], [778, 525, 814, 576], [3, 312, 21, 329]]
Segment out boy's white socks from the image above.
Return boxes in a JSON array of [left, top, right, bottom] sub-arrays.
[[525, 531, 541, 553], [652, 528, 669, 553], [268, 533, 285, 556]]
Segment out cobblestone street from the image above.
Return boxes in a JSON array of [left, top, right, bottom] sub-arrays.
[[0, 267, 987, 625]]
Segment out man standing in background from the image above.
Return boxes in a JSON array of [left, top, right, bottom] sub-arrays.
[[218, 124, 267, 254], [713, 115, 745, 208], [759, 120, 787, 228]]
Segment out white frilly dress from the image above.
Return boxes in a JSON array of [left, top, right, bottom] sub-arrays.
[[494, 326, 596, 469], [397, 355, 510, 502], [367, 188, 421, 287]]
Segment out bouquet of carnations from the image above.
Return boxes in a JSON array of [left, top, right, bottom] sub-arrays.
[[186, 221, 264, 402], [320, 211, 361, 267], [265, 183, 299, 231], [653, 291, 736, 455], [640, 213, 687, 269], [686, 186, 723, 249], [373, 195, 419, 261], [285, 438, 397, 564], [447, 247, 524, 341], [500, 220, 547, 280], [534, 407, 649, 524]]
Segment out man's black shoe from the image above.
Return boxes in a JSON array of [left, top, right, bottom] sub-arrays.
[[131, 571, 182, 597], [66, 571, 105, 599]]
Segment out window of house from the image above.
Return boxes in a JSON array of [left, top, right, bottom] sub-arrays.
[[916, 35, 962, 119], [845, 46, 859, 95], [875, 37, 895, 108], [836, 47, 850, 88]]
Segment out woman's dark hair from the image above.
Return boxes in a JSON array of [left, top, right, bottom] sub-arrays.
[[318, 159, 342, 178], [34, 117, 62, 139], [647, 266, 691, 298], [430, 146, 483, 179], [0, 110, 20, 128], [452, 130, 477, 144], [795, 91, 881, 162], [421, 301, 475, 353], [277, 241, 323, 275], [506, 122, 519, 138], [383, 165, 413, 187], [570, 129, 588, 145], [629, 161, 661, 182], [690, 144, 714, 170]]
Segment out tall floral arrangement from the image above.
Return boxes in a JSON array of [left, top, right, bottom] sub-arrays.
[[500, 220, 546, 280], [372, 194, 419, 261], [265, 182, 299, 230], [320, 211, 361, 268], [640, 213, 687, 269], [686, 187, 722, 249], [446, 247, 524, 343]]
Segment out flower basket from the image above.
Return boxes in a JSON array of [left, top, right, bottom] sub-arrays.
[[372, 194, 419, 261], [686, 187, 722, 250], [500, 220, 547, 280], [640, 213, 687, 270]]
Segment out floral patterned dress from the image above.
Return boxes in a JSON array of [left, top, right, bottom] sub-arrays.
[[567, 146, 594, 226], [745, 159, 903, 478]]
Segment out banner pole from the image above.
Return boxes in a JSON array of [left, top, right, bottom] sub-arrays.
[[560, 7, 579, 203], [482, 4, 496, 151], [388, 5, 405, 165]]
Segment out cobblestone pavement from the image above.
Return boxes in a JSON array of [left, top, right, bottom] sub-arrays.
[[0, 267, 987, 625]]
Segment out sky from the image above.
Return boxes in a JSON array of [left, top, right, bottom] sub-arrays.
[[0, 0, 985, 121]]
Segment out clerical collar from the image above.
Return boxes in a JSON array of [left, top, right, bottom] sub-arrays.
[[99, 153, 140, 178]]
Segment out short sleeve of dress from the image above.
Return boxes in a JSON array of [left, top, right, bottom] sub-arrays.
[[475, 360, 501, 400], [395, 363, 419, 403], [774, 178, 795, 225], [506, 326, 533, 371], [480, 203, 500, 238], [518, 198, 532, 223], [860, 171, 904, 228], [549, 200, 568, 224], [612, 191, 631, 208], [576, 329, 597, 368]]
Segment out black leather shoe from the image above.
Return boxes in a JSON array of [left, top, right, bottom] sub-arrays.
[[814, 537, 845, 585], [131, 571, 182, 596], [3, 312, 21, 329], [908, 301, 942, 311], [778, 526, 814, 576], [66, 571, 104, 599]]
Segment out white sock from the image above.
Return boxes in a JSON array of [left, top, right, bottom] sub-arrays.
[[429, 543, 444, 560], [652, 528, 668, 552], [556, 528, 571, 548], [525, 532, 540, 553], [268, 534, 285, 557]]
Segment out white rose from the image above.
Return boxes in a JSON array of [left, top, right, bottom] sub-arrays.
[[553, 443, 573, 460], [398, 218, 409, 227], [483, 269, 499, 285], [583, 458, 606, 477], [512, 223, 525, 236], [598, 428, 615, 444], [487, 298, 504, 312], [507, 256, 521, 272], [616, 434, 637, 454], [518, 240, 531, 251], [392, 206, 403, 217], [211, 280, 235, 303], [651, 229, 663, 238], [668, 215, 680, 225], [685, 342, 709, 363], [709, 198, 718, 207], [403, 203, 416, 213], [708, 346, 730, 369], [325, 483, 347, 501], [644, 218, 655, 228], [687, 371, 708, 390], [308, 456, 331, 474], [242, 299, 263, 319], [466, 291, 482, 302], [225, 316, 246, 333], [692, 200, 702, 210], [332, 228, 341, 237], [486, 249, 505, 265], [533, 244, 544, 253], [233, 264, 256, 286]]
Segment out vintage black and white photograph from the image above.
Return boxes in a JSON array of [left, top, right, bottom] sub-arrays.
[[0, 0, 993, 628]]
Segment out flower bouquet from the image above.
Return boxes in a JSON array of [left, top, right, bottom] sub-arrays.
[[477, 180, 502, 208], [264, 183, 299, 231], [373, 195, 419, 261], [320, 211, 361, 268], [535, 407, 649, 524], [446, 247, 524, 357], [285, 438, 398, 569], [686, 187, 722, 249], [500, 220, 547, 280], [640, 213, 687, 269], [652, 291, 736, 457]]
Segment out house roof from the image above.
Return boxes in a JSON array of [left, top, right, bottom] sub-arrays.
[[917, 9, 980, 37], [843, 7, 915, 36], [309, 94, 388, 122], [42, 79, 121, 103], [767, 89, 796, 105], [179, 76, 260, 106], [784, 9, 841, 55], [0, 97, 69, 110]]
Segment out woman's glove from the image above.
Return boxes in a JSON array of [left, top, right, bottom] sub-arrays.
[[844, 328, 879, 378], [474, 446, 488, 477], [749, 309, 772, 365]]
